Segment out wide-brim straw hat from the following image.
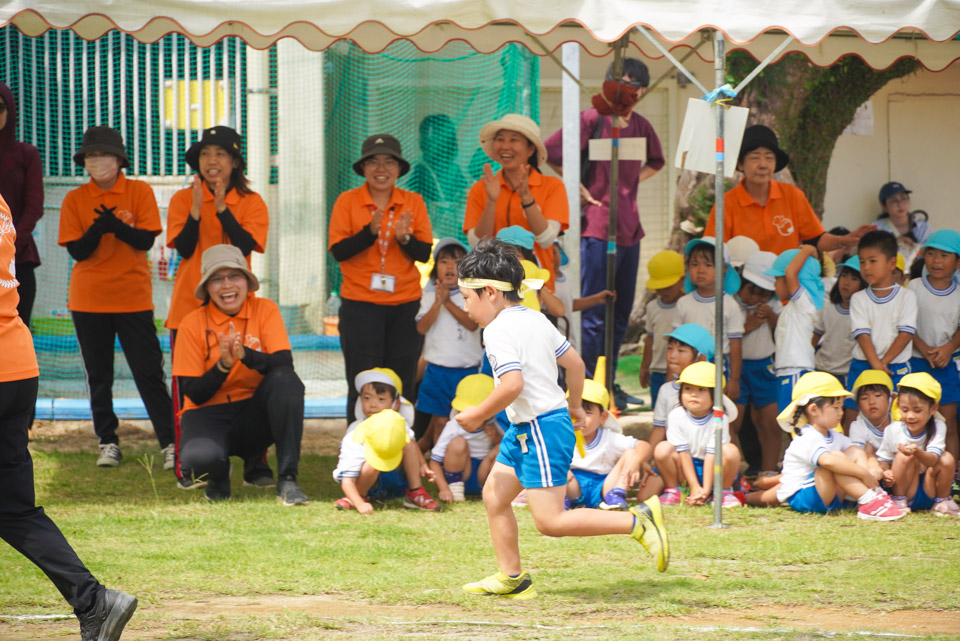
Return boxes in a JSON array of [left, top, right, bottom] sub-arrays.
[[478, 114, 547, 166], [194, 244, 259, 300]]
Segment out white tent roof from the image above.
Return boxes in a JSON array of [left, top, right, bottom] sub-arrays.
[[4, 1, 960, 69]]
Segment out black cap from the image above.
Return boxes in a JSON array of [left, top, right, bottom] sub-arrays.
[[74, 125, 129, 168], [185, 126, 244, 172], [878, 181, 911, 204]]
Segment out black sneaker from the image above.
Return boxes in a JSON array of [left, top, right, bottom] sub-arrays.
[[177, 475, 207, 490], [243, 474, 276, 488], [277, 476, 309, 506], [613, 384, 644, 411], [77, 588, 137, 641], [204, 476, 231, 502]]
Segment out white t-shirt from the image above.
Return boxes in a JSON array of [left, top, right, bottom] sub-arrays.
[[645, 298, 678, 374], [814, 301, 856, 376], [553, 271, 579, 352], [876, 419, 946, 464], [666, 406, 730, 460], [417, 288, 483, 368], [653, 381, 681, 428], [484, 305, 570, 423], [850, 284, 918, 364], [907, 276, 960, 359], [674, 291, 744, 356], [332, 418, 416, 481], [774, 287, 819, 376], [777, 427, 853, 502], [737, 294, 780, 361], [430, 417, 501, 462], [570, 428, 637, 475], [848, 414, 888, 452]]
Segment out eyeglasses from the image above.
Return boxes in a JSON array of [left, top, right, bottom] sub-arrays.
[[363, 158, 399, 170], [207, 272, 247, 286]]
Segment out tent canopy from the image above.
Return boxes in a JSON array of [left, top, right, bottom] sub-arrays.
[[4, 1, 960, 69]]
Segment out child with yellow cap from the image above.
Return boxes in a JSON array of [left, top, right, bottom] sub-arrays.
[[877, 372, 959, 515], [848, 369, 895, 484], [639, 250, 684, 408], [746, 372, 907, 521]]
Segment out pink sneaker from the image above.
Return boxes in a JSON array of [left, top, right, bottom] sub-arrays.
[[659, 487, 682, 506], [721, 490, 742, 508], [858, 494, 907, 521], [933, 498, 960, 517]]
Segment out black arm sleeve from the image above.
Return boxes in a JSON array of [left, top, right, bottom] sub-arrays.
[[802, 234, 823, 248], [113, 225, 157, 251], [399, 235, 432, 263], [240, 348, 293, 375], [216, 208, 257, 256], [65, 226, 105, 262], [330, 226, 376, 262], [174, 215, 200, 258], [179, 364, 230, 407]]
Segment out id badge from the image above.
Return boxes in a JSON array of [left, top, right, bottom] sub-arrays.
[[370, 273, 396, 292]]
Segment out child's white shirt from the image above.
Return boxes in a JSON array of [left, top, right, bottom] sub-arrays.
[[483, 305, 570, 424], [645, 298, 679, 374], [430, 417, 501, 462], [653, 381, 681, 428], [774, 287, 819, 376], [849, 284, 917, 364], [571, 428, 637, 475], [417, 288, 483, 368], [875, 419, 946, 464], [848, 414, 888, 452], [777, 428, 853, 502], [553, 270, 579, 352], [814, 300, 856, 375], [333, 419, 416, 482], [907, 276, 960, 360], [737, 294, 781, 360], [674, 291, 744, 355], [666, 406, 731, 460]]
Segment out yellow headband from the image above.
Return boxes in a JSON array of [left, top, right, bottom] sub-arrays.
[[458, 277, 544, 297]]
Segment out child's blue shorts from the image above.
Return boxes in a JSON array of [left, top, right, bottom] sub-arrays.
[[570, 469, 607, 508], [496, 407, 574, 489], [786, 474, 844, 513], [417, 363, 477, 416], [650, 371, 667, 407], [908, 473, 935, 511], [737, 356, 778, 408], [778, 371, 811, 412], [367, 468, 407, 500], [845, 358, 911, 410], [909, 356, 960, 405], [465, 457, 484, 495]]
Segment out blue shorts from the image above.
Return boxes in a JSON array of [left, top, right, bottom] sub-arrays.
[[650, 371, 667, 408], [570, 469, 607, 508], [496, 408, 575, 489], [778, 371, 811, 412], [465, 457, 484, 496], [691, 456, 705, 486], [786, 474, 844, 513], [845, 359, 911, 409], [737, 357, 778, 408], [909, 473, 935, 511], [416, 364, 477, 416], [909, 357, 960, 405], [367, 468, 407, 500]]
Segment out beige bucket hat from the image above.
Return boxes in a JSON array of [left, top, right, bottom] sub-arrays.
[[194, 244, 259, 300], [478, 114, 547, 166]]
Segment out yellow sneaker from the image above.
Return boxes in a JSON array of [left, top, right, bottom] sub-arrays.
[[629, 497, 669, 572], [462, 570, 537, 600]]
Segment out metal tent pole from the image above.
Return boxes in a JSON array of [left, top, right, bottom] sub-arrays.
[[604, 38, 626, 395]]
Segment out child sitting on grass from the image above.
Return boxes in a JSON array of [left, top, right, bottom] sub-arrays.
[[651, 362, 742, 508], [639, 250, 685, 407], [746, 372, 907, 521], [848, 370, 894, 484], [429, 374, 503, 503]]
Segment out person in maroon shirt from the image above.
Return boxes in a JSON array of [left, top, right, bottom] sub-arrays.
[[545, 58, 665, 409]]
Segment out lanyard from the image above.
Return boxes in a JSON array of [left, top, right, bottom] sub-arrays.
[[377, 206, 397, 273]]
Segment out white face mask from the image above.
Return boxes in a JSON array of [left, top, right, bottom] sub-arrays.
[[85, 156, 120, 184]]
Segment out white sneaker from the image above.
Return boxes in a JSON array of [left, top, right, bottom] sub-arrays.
[[449, 481, 465, 503], [97, 443, 122, 467], [933, 498, 960, 517], [511, 489, 528, 508], [161, 444, 176, 471]]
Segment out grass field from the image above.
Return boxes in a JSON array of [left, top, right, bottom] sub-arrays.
[[2, 429, 959, 640]]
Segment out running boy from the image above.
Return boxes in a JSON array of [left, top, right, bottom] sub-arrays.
[[639, 250, 684, 407], [455, 240, 668, 599]]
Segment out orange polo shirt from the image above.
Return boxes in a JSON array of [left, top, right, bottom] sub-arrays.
[[165, 184, 268, 330], [705, 179, 824, 255], [328, 184, 432, 305], [172, 297, 291, 411], [0, 195, 38, 382], [58, 173, 162, 313], [463, 170, 568, 290]]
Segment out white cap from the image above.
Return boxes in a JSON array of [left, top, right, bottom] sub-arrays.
[[727, 236, 760, 268], [741, 251, 778, 291]]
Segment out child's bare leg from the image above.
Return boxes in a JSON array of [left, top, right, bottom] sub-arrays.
[[443, 436, 470, 478], [401, 441, 425, 489], [721, 443, 741, 488], [813, 467, 841, 504], [932, 451, 956, 498], [753, 403, 781, 472], [418, 414, 447, 452], [730, 404, 746, 440], [483, 462, 524, 575], [477, 448, 498, 486], [845, 445, 868, 467], [356, 463, 380, 496], [750, 473, 782, 490], [841, 408, 858, 435], [745, 486, 780, 506], [940, 403, 958, 473], [526, 485, 634, 537], [566, 471, 582, 500], [890, 453, 921, 498], [638, 474, 664, 501], [827, 468, 872, 502]]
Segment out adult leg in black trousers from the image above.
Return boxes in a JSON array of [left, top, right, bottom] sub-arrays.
[[15, 262, 36, 328], [115, 310, 174, 449], [72, 311, 120, 446], [339, 298, 387, 423], [383, 299, 422, 406]]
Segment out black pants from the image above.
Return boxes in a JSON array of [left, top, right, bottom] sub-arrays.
[[72, 310, 174, 448], [15, 262, 36, 329], [339, 298, 421, 423], [179, 366, 305, 485], [0, 377, 103, 613]]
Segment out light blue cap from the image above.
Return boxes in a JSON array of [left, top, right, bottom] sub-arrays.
[[664, 323, 716, 361], [838, 255, 860, 273], [765, 249, 825, 310], [497, 226, 535, 250], [923, 229, 960, 256], [683, 236, 741, 296]]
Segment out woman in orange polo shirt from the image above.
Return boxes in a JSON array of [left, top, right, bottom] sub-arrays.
[[58, 126, 174, 470], [173, 244, 307, 505], [463, 114, 568, 289], [328, 135, 433, 422], [2, 194, 138, 639]]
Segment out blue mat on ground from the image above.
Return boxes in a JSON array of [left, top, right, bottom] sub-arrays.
[[36, 397, 347, 420]]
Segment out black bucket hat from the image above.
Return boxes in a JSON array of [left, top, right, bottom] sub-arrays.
[[738, 125, 790, 173], [352, 134, 410, 177], [185, 126, 244, 172], [73, 125, 129, 168]]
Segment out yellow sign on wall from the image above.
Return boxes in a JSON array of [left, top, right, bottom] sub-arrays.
[[163, 80, 232, 130]]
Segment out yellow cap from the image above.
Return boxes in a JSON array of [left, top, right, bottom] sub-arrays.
[[580, 379, 611, 408], [519, 260, 551, 311], [896, 252, 906, 273], [355, 367, 402, 396], [351, 409, 409, 472], [645, 250, 685, 290], [897, 372, 942, 403], [851, 369, 893, 397], [451, 374, 495, 412], [677, 361, 724, 390], [776, 372, 851, 432]]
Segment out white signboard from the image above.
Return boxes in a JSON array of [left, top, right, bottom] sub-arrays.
[[588, 137, 647, 162], [674, 98, 750, 177]]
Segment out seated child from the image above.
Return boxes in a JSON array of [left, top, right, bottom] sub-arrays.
[[430, 374, 503, 503], [639, 250, 685, 408], [334, 368, 439, 512], [848, 369, 894, 484], [651, 362, 741, 507], [566, 379, 653, 510], [746, 372, 907, 522], [877, 372, 959, 516]]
